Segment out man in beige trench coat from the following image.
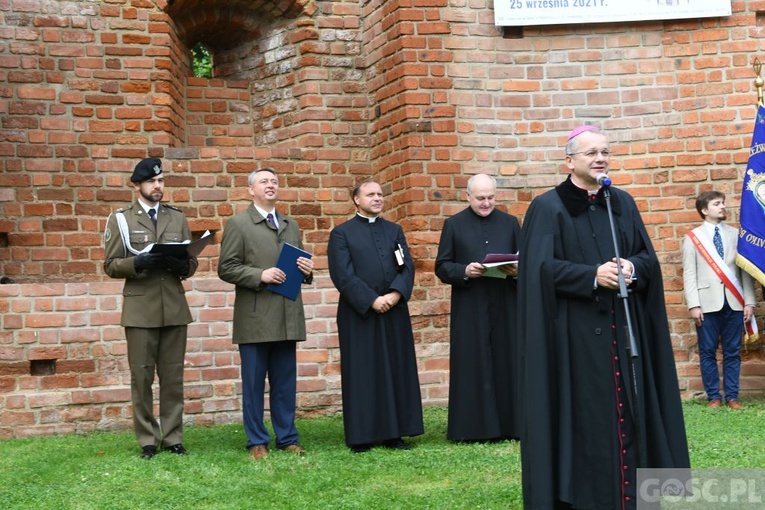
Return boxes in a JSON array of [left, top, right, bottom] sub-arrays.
[[218, 167, 314, 461]]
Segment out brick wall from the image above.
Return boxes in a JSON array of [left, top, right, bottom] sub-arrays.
[[2, 0, 765, 438]]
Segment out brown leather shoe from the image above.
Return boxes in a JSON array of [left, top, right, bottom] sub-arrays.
[[249, 444, 269, 460], [281, 444, 305, 455], [726, 400, 744, 410], [707, 399, 722, 408]]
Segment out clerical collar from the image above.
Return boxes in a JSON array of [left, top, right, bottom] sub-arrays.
[[555, 175, 621, 217], [356, 212, 377, 223], [571, 177, 600, 196]]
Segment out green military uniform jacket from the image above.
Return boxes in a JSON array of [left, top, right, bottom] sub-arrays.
[[104, 201, 198, 328], [218, 203, 308, 344]]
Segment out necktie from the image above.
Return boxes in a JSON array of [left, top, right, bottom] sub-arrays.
[[713, 226, 724, 258], [148, 208, 157, 228], [266, 213, 277, 231]]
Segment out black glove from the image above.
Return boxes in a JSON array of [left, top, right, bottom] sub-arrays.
[[133, 253, 168, 271], [166, 256, 190, 276]]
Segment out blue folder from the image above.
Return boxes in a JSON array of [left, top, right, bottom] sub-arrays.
[[267, 242, 312, 301]]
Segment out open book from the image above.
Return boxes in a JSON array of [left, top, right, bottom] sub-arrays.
[[150, 230, 215, 258], [481, 253, 518, 279]]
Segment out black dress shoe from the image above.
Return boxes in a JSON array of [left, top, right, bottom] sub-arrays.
[[382, 438, 411, 450], [163, 444, 187, 455], [140, 445, 157, 459], [350, 443, 373, 453]]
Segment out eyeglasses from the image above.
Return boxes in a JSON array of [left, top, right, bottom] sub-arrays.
[[567, 149, 611, 158]]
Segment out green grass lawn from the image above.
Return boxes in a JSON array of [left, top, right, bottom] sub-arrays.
[[1, 402, 763, 509]]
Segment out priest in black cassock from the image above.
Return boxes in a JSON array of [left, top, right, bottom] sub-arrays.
[[435, 173, 521, 442], [518, 126, 689, 509], [327, 178, 424, 453]]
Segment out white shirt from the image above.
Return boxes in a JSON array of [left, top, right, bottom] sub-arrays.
[[137, 199, 158, 219], [702, 220, 724, 251], [255, 205, 278, 228]]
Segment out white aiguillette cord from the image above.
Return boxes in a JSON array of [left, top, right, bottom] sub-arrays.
[[115, 212, 154, 256]]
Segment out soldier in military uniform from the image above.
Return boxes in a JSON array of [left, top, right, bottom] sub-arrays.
[[103, 157, 198, 459]]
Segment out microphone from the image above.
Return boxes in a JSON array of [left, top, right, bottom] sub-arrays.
[[596, 173, 611, 187]]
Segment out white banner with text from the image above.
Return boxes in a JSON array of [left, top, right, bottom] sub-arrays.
[[494, 0, 732, 27]]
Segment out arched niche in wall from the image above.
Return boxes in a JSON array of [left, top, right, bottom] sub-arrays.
[[165, 0, 315, 76], [160, 0, 320, 149]]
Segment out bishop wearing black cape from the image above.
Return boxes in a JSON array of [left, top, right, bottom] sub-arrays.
[[435, 173, 521, 442], [518, 126, 689, 509], [328, 179, 424, 452]]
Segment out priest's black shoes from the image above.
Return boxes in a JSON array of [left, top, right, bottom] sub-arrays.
[[350, 443, 373, 453], [163, 444, 187, 455], [382, 438, 411, 450], [140, 445, 157, 459]]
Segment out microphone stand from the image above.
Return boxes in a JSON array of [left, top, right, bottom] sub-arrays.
[[602, 185, 646, 468]]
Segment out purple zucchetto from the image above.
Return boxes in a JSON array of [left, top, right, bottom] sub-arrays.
[[567, 125, 599, 141]]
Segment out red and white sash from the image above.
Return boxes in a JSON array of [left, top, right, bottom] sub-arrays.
[[687, 229, 759, 341]]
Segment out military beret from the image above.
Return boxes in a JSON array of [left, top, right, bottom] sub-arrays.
[[131, 158, 163, 183]]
